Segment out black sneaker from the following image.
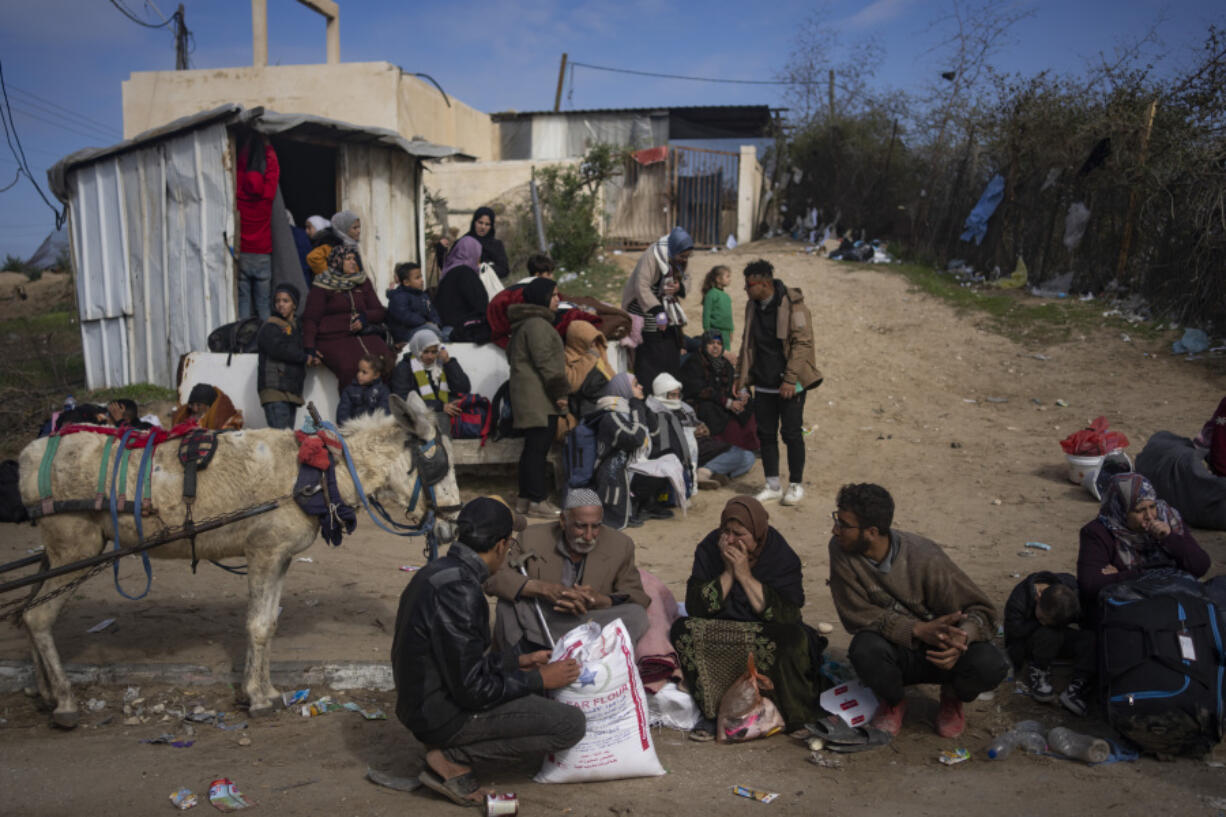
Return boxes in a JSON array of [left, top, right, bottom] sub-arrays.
[[1059, 676, 1090, 716], [1027, 664, 1055, 702]]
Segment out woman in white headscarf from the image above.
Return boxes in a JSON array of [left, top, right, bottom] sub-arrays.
[[390, 328, 471, 417]]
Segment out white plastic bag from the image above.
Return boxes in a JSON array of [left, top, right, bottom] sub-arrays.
[[478, 262, 504, 300], [535, 619, 666, 783], [647, 681, 701, 731]]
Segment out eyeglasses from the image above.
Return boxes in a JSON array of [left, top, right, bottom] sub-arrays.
[[831, 511, 862, 531]]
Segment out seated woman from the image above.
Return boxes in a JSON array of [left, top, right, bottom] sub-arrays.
[[670, 496, 827, 735], [649, 372, 754, 489], [1077, 473, 1211, 615], [390, 328, 471, 419], [587, 374, 650, 530], [435, 236, 492, 343], [604, 373, 687, 523], [679, 331, 758, 453], [565, 320, 614, 419], [645, 373, 697, 494], [172, 383, 243, 430], [301, 245, 392, 395]]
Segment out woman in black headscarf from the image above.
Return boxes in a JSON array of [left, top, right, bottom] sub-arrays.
[[670, 495, 827, 734], [467, 206, 510, 280]]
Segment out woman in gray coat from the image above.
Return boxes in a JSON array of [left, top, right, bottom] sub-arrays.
[[507, 278, 568, 518]]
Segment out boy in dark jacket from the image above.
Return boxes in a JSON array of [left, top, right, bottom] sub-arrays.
[[387, 262, 442, 345], [1003, 571, 1093, 716], [256, 283, 317, 429], [337, 353, 391, 424]]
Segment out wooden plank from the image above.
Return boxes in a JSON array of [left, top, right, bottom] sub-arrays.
[[450, 438, 524, 466]]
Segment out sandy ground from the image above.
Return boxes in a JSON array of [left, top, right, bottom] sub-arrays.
[[0, 270, 73, 320], [3, 241, 1226, 815]]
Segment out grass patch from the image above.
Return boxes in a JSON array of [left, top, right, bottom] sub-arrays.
[[558, 258, 625, 302], [88, 384, 177, 404], [0, 309, 84, 393], [882, 262, 1170, 346]]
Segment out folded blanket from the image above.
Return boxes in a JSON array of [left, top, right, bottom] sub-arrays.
[[637, 568, 683, 693]]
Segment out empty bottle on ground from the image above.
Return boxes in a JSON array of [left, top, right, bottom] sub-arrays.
[[987, 720, 1047, 760], [1047, 726, 1109, 763]]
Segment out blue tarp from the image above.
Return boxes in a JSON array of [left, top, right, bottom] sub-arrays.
[[960, 174, 1005, 246]]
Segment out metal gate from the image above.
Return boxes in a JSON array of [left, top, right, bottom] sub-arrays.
[[605, 145, 739, 248]]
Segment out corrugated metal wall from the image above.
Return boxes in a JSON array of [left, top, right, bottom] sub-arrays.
[[338, 143, 417, 294], [69, 122, 235, 389]]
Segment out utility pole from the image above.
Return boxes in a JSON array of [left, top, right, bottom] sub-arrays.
[[144, 0, 189, 69], [553, 53, 568, 112], [828, 69, 835, 121]]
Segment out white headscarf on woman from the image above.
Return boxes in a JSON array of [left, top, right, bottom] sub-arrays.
[[330, 210, 360, 247], [408, 328, 443, 375], [651, 372, 685, 411]]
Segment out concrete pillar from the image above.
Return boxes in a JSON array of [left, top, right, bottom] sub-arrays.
[[737, 145, 758, 246], [325, 15, 340, 64], [251, 0, 268, 67]]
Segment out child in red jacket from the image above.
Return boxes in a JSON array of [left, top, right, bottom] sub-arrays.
[[236, 134, 280, 321]]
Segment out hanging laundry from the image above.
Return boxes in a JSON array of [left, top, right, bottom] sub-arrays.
[[959, 174, 1005, 246], [1040, 168, 1061, 192], [1063, 202, 1091, 250]]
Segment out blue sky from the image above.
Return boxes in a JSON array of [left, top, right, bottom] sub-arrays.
[[0, 0, 1219, 257]]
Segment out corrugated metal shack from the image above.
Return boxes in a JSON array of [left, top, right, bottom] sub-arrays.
[[47, 104, 456, 390]]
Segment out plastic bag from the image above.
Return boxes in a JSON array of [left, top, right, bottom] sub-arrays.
[[647, 681, 701, 731], [716, 653, 784, 744], [535, 619, 666, 783]]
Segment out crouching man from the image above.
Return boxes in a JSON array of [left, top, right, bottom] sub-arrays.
[[828, 483, 1008, 738], [486, 488, 651, 651], [392, 497, 584, 806]]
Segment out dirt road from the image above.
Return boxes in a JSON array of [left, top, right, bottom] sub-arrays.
[[2, 241, 1225, 815]]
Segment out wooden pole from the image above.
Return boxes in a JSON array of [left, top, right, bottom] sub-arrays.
[[828, 69, 835, 121], [1115, 98, 1158, 282], [553, 53, 569, 112]]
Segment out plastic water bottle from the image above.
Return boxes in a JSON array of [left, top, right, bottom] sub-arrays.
[[986, 720, 1046, 760], [63, 394, 76, 410], [1047, 726, 1110, 763]]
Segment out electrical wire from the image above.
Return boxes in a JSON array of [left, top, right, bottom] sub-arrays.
[[0, 59, 65, 225], [7, 85, 122, 137], [106, 0, 174, 28], [570, 60, 806, 86], [0, 169, 21, 193], [10, 103, 114, 143]]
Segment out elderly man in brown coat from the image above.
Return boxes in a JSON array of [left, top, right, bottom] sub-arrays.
[[735, 259, 822, 507], [485, 489, 651, 651]]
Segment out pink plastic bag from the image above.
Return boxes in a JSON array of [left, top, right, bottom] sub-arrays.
[[716, 653, 784, 744]]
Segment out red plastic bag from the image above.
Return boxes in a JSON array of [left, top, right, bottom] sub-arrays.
[[1060, 416, 1129, 456]]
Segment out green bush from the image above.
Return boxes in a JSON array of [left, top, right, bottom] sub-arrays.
[[2, 253, 28, 273]]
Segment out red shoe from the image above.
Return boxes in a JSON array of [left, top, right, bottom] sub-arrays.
[[936, 689, 965, 738], [869, 699, 907, 737]]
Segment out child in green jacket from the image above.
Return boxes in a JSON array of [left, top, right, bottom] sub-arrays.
[[701, 265, 733, 349]]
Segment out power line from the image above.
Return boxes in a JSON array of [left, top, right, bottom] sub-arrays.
[[0, 59, 65, 226], [0, 170, 20, 193], [570, 61, 803, 86], [7, 85, 122, 137], [107, 0, 174, 29], [10, 103, 114, 143]]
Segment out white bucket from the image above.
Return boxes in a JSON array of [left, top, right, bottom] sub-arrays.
[[1065, 453, 1104, 485]]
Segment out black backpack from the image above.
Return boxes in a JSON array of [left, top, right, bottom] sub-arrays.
[[207, 317, 262, 363], [0, 459, 28, 523], [489, 381, 523, 442], [564, 414, 601, 488], [1099, 572, 1225, 756]]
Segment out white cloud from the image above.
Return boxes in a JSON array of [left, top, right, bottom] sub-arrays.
[[843, 0, 915, 28]]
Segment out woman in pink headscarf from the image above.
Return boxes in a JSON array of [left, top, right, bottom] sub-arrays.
[[434, 235, 491, 343]]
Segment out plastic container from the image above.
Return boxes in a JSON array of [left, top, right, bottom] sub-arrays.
[[1047, 726, 1110, 763], [1065, 453, 1104, 485], [987, 720, 1046, 760]]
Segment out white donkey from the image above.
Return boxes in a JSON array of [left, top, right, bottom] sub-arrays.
[[16, 393, 459, 727]]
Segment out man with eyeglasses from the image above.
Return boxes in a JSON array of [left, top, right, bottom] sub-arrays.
[[827, 483, 1007, 739], [486, 488, 651, 651], [734, 259, 823, 507], [392, 496, 584, 806]]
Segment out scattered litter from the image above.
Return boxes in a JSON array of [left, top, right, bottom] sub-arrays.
[[26, 545, 43, 554], [186, 706, 217, 723], [807, 751, 842, 769], [1032, 353, 1050, 361], [170, 789, 198, 810], [950, 441, 963, 449], [237, 735, 252, 747], [1017, 550, 1034, 558], [142, 733, 194, 748], [731, 785, 778, 804], [123, 686, 141, 703], [1120, 333, 1131, 343], [366, 767, 423, 792], [215, 715, 247, 731], [300, 696, 345, 717], [806, 736, 825, 751], [295, 557, 314, 563], [1172, 328, 1210, 355], [1009, 572, 1020, 578], [816, 622, 834, 635], [398, 565, 420, 572], [282, 689, 310, 707], [341, 701, 387, 720], [303, 598, 320, 608], [991, 498, 1002, 506], [963, 398, 978, 404], [1055, 399, 1069, 407], [1025, 542, 1052, 551], [939, 748, 971, 766], [986, 397, 1008, 404], [208, 778, 254, 812], [87, 618, 116, 633], [820, 681, 879, 728], [86, 698, 106, 712]]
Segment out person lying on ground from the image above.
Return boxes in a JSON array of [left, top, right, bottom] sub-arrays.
[[172, 383, 243, 430], [485, 488, 650, 651], [671, 495, 828, 736], [392, 497, 583, 807], [390, 328, 472, 420], [1077, 472, 1210, 615], [336, 352, 391, 425], [1003, 571, 1092, 716], [828, 483, 1007, 739], [386, 261, 443, 345]]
